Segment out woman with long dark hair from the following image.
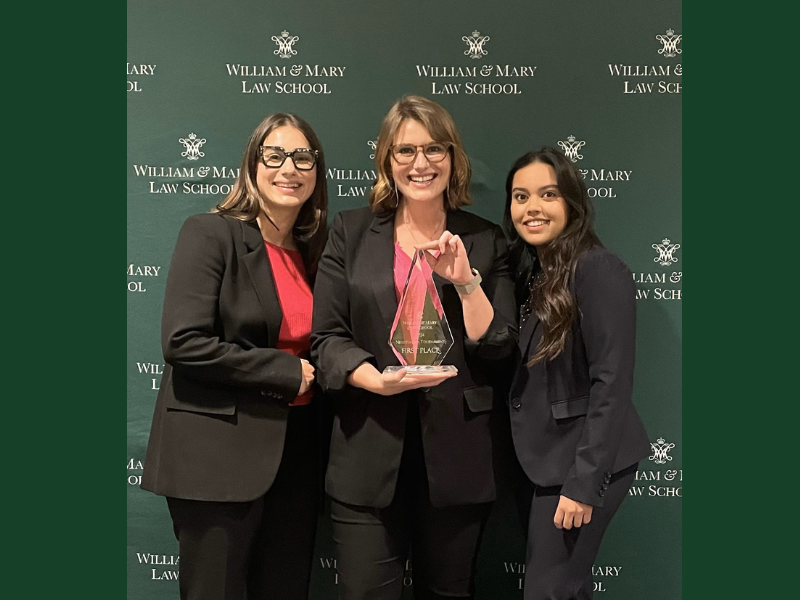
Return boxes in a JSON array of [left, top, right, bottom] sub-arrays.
[[503, 148, 649, 600], [141, 113, 327, 600]]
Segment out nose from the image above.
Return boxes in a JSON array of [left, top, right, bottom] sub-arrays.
[[524, 195, 542, 214], [412, 147, 430, 170], [279, 155, 298, 175]]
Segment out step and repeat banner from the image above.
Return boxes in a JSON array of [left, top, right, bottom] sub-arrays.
[[128, 1, 681, 598]]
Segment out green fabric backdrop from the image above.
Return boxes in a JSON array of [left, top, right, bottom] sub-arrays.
[[127, 1, 681, 597]]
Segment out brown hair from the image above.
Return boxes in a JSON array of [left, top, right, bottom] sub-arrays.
[[503, 148, 602, 364], [212, 113, 328, 281], [368, 95, 472, 212]]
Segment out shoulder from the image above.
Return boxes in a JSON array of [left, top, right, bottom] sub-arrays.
[[177, 212, 244, 247], [330, 206, 391, 237], [450, 208, 501, 236], [333, 206, 376, 225], [574, 246, 634, 292], [181, 212, 233, 233], [576, 246, 631, 275]]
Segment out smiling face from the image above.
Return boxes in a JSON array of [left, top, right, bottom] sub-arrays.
[[256, 126, 316, 216], [510, 161, 568, 248], [391, 119, 451, 207]]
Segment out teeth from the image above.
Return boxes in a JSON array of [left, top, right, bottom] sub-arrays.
[[524, 220, 549, 227], [274, 182, 300, 188], [410, 175, 434, 182]]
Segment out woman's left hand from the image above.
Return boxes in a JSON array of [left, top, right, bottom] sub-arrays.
[[414, 231, 473, 286], [553, 495, 594, 530]]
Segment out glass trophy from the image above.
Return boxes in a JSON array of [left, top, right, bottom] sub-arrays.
[[384, 250, 457, 374]]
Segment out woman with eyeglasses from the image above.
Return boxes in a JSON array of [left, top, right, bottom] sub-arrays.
[[141, 113, 327, 600], [311, 95, 517, 600], [504, 148, 650, 600]]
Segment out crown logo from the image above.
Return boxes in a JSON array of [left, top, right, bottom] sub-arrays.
[[272, 30, 299, 59], [652, 238, 681, 266], [462, 30, 490, 60], [179, 133, 206, 161], [557, 135, 586, 162], [656, 29, 682, 58], [649, 437, 676, 464]]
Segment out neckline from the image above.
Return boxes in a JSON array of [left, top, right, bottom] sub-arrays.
[[264, 239, 300, 253]]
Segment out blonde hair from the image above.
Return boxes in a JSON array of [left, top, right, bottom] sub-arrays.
[[368, 96, 472, 212]]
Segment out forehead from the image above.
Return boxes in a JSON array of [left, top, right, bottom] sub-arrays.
[[262, 126, 310, 149], [394, 119, 435, 144], [513, 162, 557, 188]]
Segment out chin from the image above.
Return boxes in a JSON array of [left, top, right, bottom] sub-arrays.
[[402, 187, 447, 204]]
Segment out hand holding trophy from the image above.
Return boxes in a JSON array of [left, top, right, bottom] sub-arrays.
[[384, 234, 466, 376]]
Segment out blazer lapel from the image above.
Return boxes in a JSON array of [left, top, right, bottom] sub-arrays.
[[364, 211, 399, 333], [519, 312, 541, 359], [510, 313, 541, 394], [240, 219, 282, 348]]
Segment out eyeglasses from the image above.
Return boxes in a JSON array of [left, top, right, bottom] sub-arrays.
[[390, 142, 452, 165], [259, 146, 318, 170]]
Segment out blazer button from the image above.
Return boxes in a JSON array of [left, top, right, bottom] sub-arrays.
[[510, 397, 522, 410], [260, 390, 267, 396], [598, 489, 605, 497], [602, 483, 609, 490]]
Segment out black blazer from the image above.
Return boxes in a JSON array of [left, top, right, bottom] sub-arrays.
[[141, 213, 305, 502], [310, 207, 518, 509], [509, 247, 650, 508]]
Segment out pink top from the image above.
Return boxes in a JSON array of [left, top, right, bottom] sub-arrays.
[[392, 242, 445, 365]]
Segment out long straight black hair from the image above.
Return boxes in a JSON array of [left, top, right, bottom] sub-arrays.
[[503, 147, 602, 364]]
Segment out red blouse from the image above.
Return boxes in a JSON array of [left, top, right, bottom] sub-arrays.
[[264, 241, 313, 406]]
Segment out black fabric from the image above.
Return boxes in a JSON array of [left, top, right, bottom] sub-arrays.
[[509, 247, 650, 508], [142, 214, 307, 502], [330, 398, 491, 600], [165, 404, 320, 600], [520, 464, 637, 600], [311, 207, 518, 509]]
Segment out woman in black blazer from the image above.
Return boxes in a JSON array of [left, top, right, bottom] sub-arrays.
[[311, 96, 517, 600], [141, 113, 328, 600], [503, 148, 650, 600]]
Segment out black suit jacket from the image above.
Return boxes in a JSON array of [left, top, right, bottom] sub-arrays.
[[509, 247, 650, 508], [310, 207, 518, 509], [141, 213, 305, 502]]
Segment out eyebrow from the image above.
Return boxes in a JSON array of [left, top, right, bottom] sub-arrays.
[[512, 184, 559, 193]]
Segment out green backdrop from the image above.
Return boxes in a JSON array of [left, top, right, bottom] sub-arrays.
[[127, 1, 681, 597]]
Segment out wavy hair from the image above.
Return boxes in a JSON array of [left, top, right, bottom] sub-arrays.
[[212, 113, 328, 282], [503, 147, 602, 364], [368, 95, 471, 212]]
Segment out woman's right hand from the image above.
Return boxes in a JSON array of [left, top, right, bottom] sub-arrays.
[[298, 359, 316, 395], [347, 362, 456, 396]]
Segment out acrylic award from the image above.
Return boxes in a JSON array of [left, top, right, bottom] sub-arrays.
[[384, 250, 457, 374]]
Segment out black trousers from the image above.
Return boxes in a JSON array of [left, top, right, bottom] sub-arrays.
[[330, 399, 492, 600], [520, 463, 637, 600], [166, 404, 320, 600]]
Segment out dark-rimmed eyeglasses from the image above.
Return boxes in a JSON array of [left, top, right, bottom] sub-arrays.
[[390, 142, 452, 165], [259, 145, 318, 170]]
